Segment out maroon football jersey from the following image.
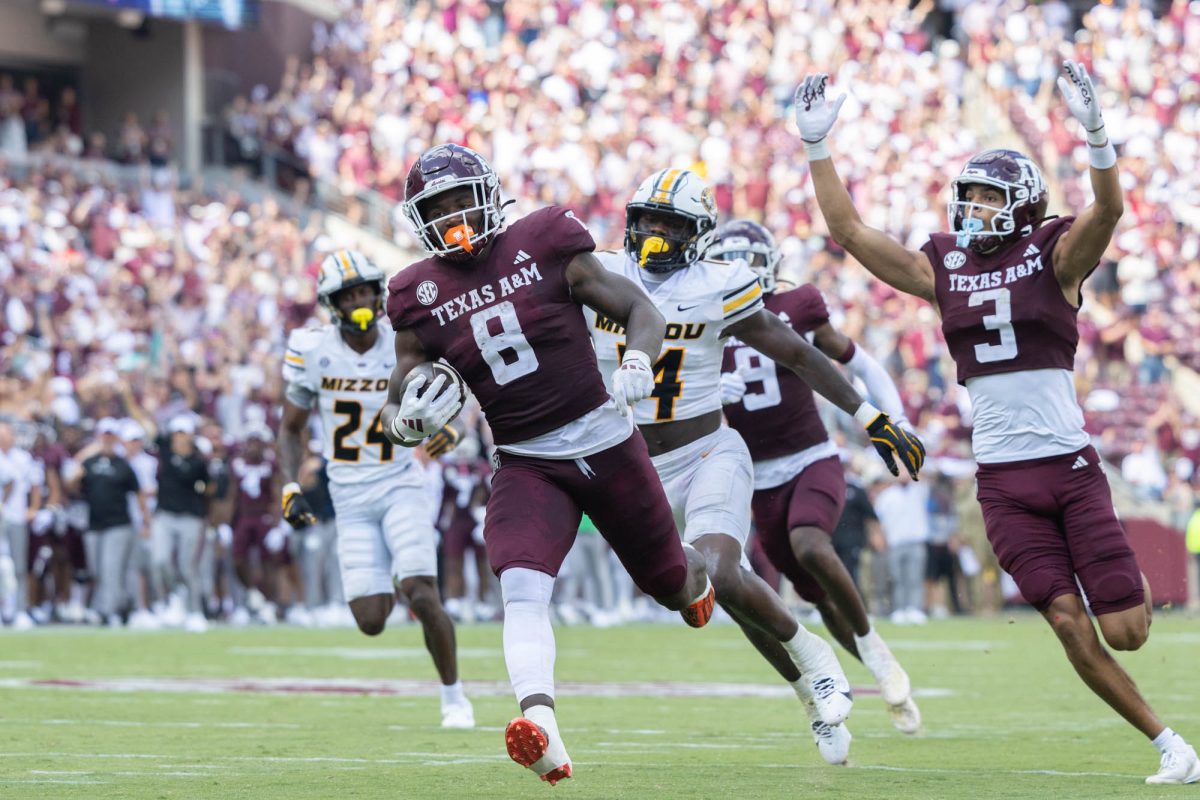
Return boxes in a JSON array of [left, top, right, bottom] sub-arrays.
[[923, 217, 1082, 385], [722, 285, 831, 461], [231, 454, 277, 518], [388, 206, 611, 445]]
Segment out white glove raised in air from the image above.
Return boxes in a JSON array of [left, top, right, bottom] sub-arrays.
[[389, 373, 461, 444], [612, 349, 655, 417], [719, 371, 748, 406], [793, 74, 847, 157], [1056, 59, 1105, 142]]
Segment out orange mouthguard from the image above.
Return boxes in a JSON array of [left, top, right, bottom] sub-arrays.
[[443, 223, 476, 253]]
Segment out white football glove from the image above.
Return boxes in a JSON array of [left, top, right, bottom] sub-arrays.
[[612, 349, 655, 417], [793, 74, 847, 145], [719, 371, 748, 406], [389, 373, 460, 444], [1056, 60, 1105, 143]]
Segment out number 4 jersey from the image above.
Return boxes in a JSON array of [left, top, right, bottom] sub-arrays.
[[923, 216, 1089, 463], [386, 206, 611, 446], [585, 251, 765, 425], [283, 321, 410, 486]]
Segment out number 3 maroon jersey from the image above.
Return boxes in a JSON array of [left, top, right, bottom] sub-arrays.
[[387, 206, 611, 446], [722, 285, 832, 461], [922, 217, 1080, 386]]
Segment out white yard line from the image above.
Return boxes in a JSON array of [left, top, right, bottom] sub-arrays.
[[36, 718, 301, 729]]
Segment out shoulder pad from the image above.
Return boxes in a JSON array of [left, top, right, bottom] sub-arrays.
[[285, 325, 329, 355]]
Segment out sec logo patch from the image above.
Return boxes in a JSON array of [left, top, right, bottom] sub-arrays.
[[416, 280, 439, 306], [943, 251, 967, 270]]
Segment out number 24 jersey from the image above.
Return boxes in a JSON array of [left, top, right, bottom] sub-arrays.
[[282, 321, 410, 487], [585, 251, 765, 425]]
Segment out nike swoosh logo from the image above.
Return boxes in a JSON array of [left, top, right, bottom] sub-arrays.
[[677, 303, 699, 312]]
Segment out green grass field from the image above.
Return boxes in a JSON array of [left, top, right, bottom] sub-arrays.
[[1, 614, 1197, 799]]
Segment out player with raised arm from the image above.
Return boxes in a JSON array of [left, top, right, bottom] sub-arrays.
[[585, 169, 926, 763], [278, 249, 474, 729], [380, 144, 715, 786], [795, 64, 1198, 784], [709, 220, 921, 760]]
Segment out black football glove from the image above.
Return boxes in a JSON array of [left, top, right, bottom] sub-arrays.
[[866, 413, 926, 480], [423, 425, 461, 459], [282, 482, 317, 529]]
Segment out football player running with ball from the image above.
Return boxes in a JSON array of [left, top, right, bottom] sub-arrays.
[[795, 63, 1198, 784], [381, 144, 715, 786], [586, 169, 926, 762], [279, 249, 474, 729], [709, 219, 921, 761]]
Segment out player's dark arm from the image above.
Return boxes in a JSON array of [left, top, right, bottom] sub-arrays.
[[808, 157, 937, 305], [566, 252, 665, 361], [278, 400, 312, 485], [725, 309, 863, 416], [1052, 158, 1123, 301], [811, 322, 908, 425], [381, 327, 431, 446]]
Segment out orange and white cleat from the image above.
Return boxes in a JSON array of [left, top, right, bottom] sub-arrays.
[[680, 577, 715, 628], [505, 717, 572, 786]]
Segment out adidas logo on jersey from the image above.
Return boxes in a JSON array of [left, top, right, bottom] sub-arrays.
[[1024, 243, 1041, 258], [1071, 455, 1088, 470], [513, 250, 532, 264]]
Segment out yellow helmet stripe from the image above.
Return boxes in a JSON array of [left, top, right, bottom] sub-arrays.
[[337, 251, 359, 280], [651, 168, 684, 203]]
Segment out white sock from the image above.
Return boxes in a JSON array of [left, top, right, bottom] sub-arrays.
[[781, 625, 827, 672], [525, 704, 570, 772], [1152, 727, 1177, 754], [440, 681, 466, 708], [790, 677, 812, 702], [500, 568, 557, 701]]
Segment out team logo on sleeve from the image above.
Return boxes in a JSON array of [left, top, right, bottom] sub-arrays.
[[943, 251, 967, 270], [416, 280, 439, 305]]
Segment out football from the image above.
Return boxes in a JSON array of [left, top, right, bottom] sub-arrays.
[[400, 360, 468, 422]]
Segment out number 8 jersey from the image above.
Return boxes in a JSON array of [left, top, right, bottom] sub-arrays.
[[922, 215, 1090, 463], [386, 206, 611, 446], [283, 321, 411, 486]]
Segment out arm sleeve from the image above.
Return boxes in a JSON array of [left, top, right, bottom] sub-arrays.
[[720, 260, 766, 328], [845, 345, 908, 426], [285, 381, 319, 409]]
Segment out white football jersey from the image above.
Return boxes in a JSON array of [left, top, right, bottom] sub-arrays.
[[282, 321, 415, 486], [585, 250, 764, 425]]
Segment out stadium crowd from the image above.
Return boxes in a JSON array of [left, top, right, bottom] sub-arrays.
[[0, 0, 1197, 629]]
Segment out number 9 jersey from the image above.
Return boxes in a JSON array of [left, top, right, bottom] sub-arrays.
[[282, 320, 411, 486], [585, 250, 765, 425]]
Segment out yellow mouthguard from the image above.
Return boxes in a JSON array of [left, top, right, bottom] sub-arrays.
[[350, 307, 374, 331], [639, 236, 669, 266]]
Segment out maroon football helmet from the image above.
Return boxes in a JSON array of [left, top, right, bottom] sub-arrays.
[[706, 219, 781, 293], [402, 144, 505, 262], [947, 149, 1049, 254]]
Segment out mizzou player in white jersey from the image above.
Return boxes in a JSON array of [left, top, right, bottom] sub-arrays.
[[279, 249, 473, 728], [586, 168, 926, 748]]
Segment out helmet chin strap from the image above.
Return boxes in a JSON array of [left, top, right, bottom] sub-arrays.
[[639, 235, 669, 267]]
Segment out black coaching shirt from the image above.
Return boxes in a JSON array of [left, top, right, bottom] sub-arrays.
[[80, 454, 140, 530], [155, 437, 210, 517]]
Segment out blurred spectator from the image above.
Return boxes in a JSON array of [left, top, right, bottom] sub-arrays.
[[873, 472, 931, 625]]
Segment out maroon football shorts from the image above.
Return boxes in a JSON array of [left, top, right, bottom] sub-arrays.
[[976, 445, 1143, 615], [233, 515, 290, 564], [750, 456, 846, 603], [441, 514, 481, 561], [484, 431, 688, 599]]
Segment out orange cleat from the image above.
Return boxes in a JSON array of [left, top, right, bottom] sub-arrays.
[[505, 717, 572, 785], [680, 579, 715, 628]]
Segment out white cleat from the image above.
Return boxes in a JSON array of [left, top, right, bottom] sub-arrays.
[[805, 638, 854, 726], [1146, 740, 1200, 785], [441, 699, 476, 729], [887, 696, 922, 735], [183, 613, 209, 633], [802, 697, 851, 765]]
